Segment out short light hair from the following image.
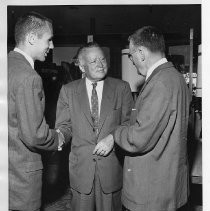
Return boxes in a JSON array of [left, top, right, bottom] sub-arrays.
[[76, 42, 102, 66], [128, 26, 165, 53], [15, 11, 53, 45]]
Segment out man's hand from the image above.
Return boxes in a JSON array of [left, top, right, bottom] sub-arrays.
[[93, 134, 114, 156]]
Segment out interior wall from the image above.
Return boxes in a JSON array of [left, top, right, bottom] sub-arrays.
[[168, 45, 190, 65], [53, 46, 110, 68]]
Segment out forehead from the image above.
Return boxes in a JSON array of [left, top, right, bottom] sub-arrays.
[[85, 47, 104, 58], [129, 40, 136, 50]]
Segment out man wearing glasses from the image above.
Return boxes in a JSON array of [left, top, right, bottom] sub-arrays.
[[99, 26, 191, 211], [55, 42, 133, 211]]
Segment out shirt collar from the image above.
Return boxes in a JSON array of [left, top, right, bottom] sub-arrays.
[[14, 47, 34, 69], [146, 58, 167, 81], [85, 77, 104, 88]]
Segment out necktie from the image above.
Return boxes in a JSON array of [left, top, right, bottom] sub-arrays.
[[91, 82, 99, 134]]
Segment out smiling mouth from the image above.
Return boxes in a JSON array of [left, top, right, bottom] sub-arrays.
[[97, 68, 105, 72], [44, 50, 49, 56]]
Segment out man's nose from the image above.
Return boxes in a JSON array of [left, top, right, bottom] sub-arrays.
[[96, 59, 104, 67], [49, 41, 54, 49]]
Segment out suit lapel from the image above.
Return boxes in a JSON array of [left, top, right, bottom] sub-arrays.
[[76, 77, 115, 133], [98, 78, 114, 131], [77, 78, 94, 127]]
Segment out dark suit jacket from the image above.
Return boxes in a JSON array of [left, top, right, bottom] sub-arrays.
[[114, 62, 191, 211], [8, 51, 59, 210], [55, 77, 133, 194]]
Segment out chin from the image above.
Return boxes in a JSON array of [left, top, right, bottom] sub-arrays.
[[98, 74, 106, 80], [38, 57, 46, 62], [99, 71, 107, 76]]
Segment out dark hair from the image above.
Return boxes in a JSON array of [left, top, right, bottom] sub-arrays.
[[76, 42, 102, 65], [15, 11, 52, 45], [128, 26, 165, 53]]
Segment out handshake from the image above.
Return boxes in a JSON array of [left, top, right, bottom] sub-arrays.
[[56, 128, 114, 157]]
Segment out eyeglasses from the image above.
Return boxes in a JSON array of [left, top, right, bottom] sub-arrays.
[[88, 57, 106, 66], [128, 49, 138, 63]]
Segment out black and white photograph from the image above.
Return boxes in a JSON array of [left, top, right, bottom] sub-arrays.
[[0, 0, 208, 211]]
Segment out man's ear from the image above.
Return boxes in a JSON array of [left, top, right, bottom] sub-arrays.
[[139, 46, 146, 61], [79, 64, 85, 73], [27, 32, 36, 45]]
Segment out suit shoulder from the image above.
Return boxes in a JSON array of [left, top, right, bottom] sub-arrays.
[[63, 78, 82, 89], [8, 55, 41, 90], [61, 79, 83, 95], [159, 65, 185, 85], [106, 77, 131, 94], [107, 77, 129, 87], [8, 52, 38, 79], [155, 65, 187, 94]]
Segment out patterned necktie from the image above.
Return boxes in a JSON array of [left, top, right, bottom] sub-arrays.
[[91, 82, 99, 134]]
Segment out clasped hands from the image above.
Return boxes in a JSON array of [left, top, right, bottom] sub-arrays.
[[93, 134, 114, 156]]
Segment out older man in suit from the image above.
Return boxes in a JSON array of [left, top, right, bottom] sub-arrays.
[[8, 12, 64, 211], [55, 42, 133, 211], [99, 26, 191, 211]]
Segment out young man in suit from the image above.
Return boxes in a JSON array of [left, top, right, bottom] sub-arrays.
[[55, 42, 134, 211], [99, 26, 191, 211], [8, 12, 64, 211]]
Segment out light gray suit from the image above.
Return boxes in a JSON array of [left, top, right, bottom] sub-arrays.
[[114, 62, 191, 211], [55, 77, 133, 209], [8, 51, 59, 210]]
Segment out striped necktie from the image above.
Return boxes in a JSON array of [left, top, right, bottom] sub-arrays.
[[91, 82, 99, 134]]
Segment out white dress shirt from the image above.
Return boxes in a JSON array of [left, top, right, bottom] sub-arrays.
[[86, 77, 104, 117]]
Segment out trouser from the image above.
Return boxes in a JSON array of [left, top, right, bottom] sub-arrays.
[[124, 203, 189, 211], [71, 166, 122, 211]]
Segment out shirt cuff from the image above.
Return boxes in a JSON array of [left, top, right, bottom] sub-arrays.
[[56, 129, 65, 151]]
